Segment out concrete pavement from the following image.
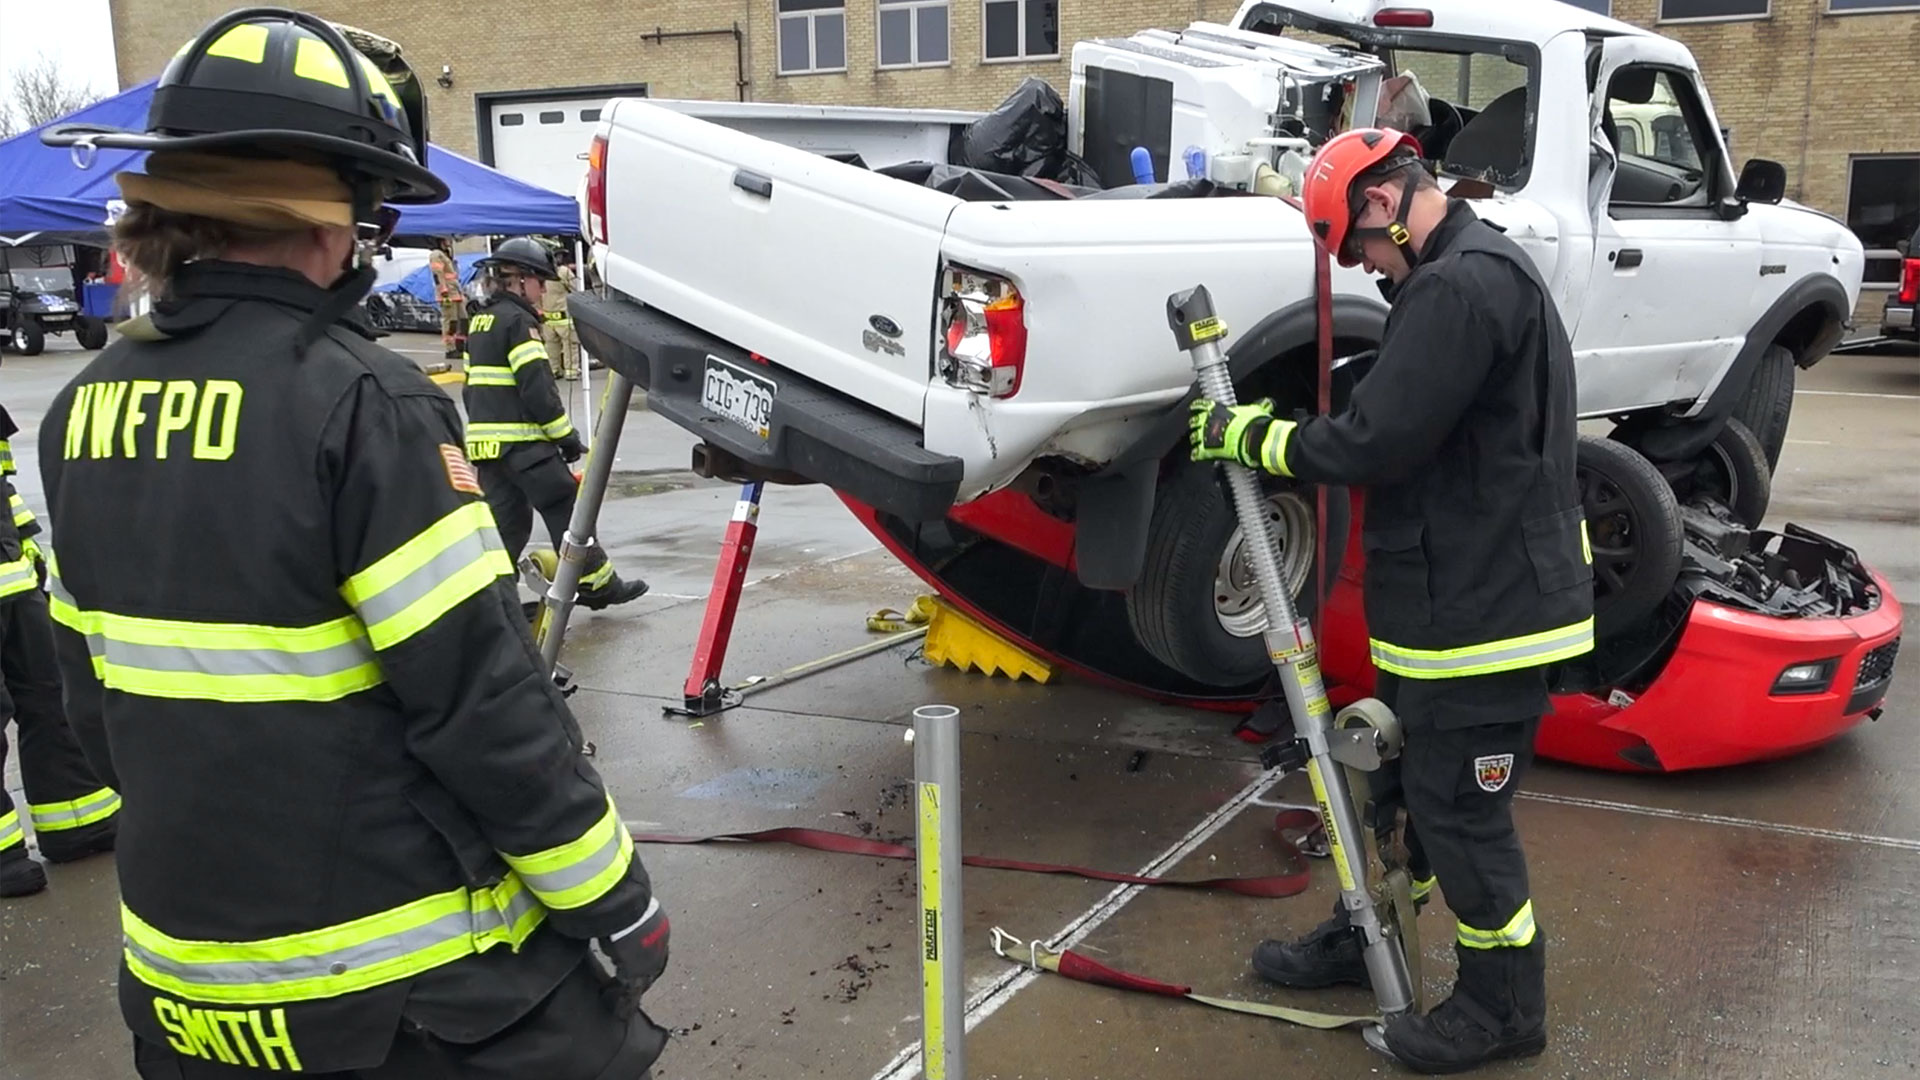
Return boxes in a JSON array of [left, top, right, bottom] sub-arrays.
[[3, 334, 1916, 1080]]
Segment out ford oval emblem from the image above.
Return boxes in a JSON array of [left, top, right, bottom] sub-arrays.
[[869, 314, 902, 339]]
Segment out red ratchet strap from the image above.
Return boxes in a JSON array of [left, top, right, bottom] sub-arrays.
[[1313, 241, 1334, 621], [632, 808, 1324, 900]]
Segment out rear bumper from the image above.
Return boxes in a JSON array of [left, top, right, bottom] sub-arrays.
[[1537, 571, 1903, 772], [1882, 302, 1915, 337], [571, 292, 963, 523]]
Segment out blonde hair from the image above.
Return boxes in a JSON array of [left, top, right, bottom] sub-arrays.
[[111, 201, 307, 303]]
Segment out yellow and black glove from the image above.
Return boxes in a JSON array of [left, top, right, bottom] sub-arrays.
[[1188, 397, 1275, 469]]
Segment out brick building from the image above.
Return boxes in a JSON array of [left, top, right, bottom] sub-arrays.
[[110, 0, 1916, 314]]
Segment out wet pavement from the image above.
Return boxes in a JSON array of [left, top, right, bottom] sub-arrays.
[[3, 337, 1917, 1079]]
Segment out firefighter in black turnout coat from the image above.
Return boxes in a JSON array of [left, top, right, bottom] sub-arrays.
[[461, 237, 647, 610], [38, 10, 668, 1077], [1189, 128, 1594, 1073]]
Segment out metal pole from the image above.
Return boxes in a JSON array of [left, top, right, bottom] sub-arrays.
[[538, 369, 635, 671], [575, 239, 593, 448], [910, 704, 965, 1080], [1167, 286, 1415, 1020]]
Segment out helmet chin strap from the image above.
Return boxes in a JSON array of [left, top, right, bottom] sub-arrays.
[[1349, 161, 1426, 275], [293, 179, 384, 359]]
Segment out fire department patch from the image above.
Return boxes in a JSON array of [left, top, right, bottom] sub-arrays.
[[1474, 753, 1515, 793], [439, 443, 482, 494]]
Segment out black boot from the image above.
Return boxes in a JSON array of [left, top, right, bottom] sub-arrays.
[[1382, 942, 1546, 1074], [0, 854, 48, 898], [39, 818, 117, 864], [578, 573, 649, 611], [1251, 912, 1370, 989]]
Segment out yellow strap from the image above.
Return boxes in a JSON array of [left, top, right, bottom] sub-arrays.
[[866, 595, 938, 633]]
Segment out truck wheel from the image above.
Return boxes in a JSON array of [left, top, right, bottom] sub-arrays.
[[1732, 343, 1794, 469], [1126, 459, 1349, 689], [12, 318, 44, 356], [1578, 435, 1683, 641], [75, 316, 108, 351], [1674, 417, 1771, 527]]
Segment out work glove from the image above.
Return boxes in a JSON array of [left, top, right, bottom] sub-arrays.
[[598, 897, 670, 1019], [555, 432, 587, 463], [1188, 397, 1274, 469], [20, 537, 45, 590]]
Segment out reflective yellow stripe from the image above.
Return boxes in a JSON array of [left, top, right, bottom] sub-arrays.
[[507, 341, 548, 372], [1411, 875, 1436, 902], [464, 368, 518, 387], [122, 876, 547, 1005], [465, 422, 545, 444], [540, 414, 575, 440], [580, 560, 614, 591], [1457, 900, 1536, 949], [0, 555, 35, 599], [542, 311, 570, 324], [0, 438, 15, 475], [341, 502, 512, 650], [1260, 418, 1297, 478], [292, 35, 349, 87], [48, 559, 382, 703], [29, 786, 121, 831], [9, 492, 33, 529], [0, 809, 22, 851], [355, 54, 401, 107], [205, 23, 269, 63], [1369, 617, 1594, 680], [500, 796, 635, 911]]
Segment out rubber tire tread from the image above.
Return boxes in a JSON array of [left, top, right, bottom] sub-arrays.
[[1704, 417, 1772, 527], [75, 316, 108, 351], [1126, 459, 1346, 689], [1578, 434, 1684, 641], [1731, 342, 1794, 470], [13, 318, 43, 356]]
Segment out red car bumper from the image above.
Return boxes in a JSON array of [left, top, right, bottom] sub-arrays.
[[842, 491, 1902, 773]]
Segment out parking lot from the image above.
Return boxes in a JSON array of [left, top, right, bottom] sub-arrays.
[[3, 335, 1917, 1080]]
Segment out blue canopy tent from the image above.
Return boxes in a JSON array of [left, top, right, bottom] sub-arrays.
[[0, 80, 580, 245]]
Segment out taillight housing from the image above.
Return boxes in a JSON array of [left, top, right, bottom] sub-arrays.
[[940, 266, 1027, 398], [585, 130, 609, 245], [1899, 257, 1919, 305]]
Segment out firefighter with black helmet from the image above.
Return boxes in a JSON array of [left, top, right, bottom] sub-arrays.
[[39, 11, 668, 1077], [1189, 128, 1593, 1073], [464, 235, 647, 609], [0, 403, 120, 899]]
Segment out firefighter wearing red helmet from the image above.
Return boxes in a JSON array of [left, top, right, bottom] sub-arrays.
[[38, 10, 667, 1077], [1190, 127, 1593, 1073]]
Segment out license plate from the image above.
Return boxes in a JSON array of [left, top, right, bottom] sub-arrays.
[[700, 356, 776, 440]]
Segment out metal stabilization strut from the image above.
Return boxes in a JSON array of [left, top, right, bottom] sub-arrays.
[[1167, 285, 1417, 1027]]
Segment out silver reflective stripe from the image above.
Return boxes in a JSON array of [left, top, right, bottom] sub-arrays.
[[124, 908, 474, 988], [101, 636, 376, 680], [353, 527, 506, 630], [0, 812, 22, 849], [31, 788, 120, 829], [475, 882, 542, 936], [1370, 621, 1594, 676], [515, 827, 625, 899]]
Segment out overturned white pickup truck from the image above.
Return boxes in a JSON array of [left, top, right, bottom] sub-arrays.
[[573, 0, 1865, 691]]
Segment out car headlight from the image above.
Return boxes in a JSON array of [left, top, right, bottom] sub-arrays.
[[1771, 658, 1838, 695]]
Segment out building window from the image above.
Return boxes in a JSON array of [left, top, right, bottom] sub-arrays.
[[581, 108, 602, 122], [879, 0, 950, 68], [778, 0, 847, 75], [983, 0, 1058, 61], [1658, 0, 1768, 20], [1847, 155, 1920, 286], [1830, 0, 1920, 10], [1562, 0, 1611, 13], [499, 113, 524, 127], [539, 111, 564, 124]]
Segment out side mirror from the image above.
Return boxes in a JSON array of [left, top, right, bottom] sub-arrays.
[[1736, 158, 1787, 205]]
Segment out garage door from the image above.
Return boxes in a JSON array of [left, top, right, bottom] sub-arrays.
[[486, 96, 618, 197]]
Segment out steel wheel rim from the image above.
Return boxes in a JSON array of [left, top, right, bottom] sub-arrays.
[[1580, 469, 1640, 610], [1215, 490, 1317, 638]]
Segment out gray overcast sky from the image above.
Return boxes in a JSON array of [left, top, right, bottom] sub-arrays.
[[0, 0, 120, 102]]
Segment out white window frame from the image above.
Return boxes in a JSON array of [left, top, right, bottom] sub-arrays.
[[1845, 153, 1920, 291], [1656, 0, 1770, 23], [777, 0, 848, 76], [981, 0, 1060, 64], [877, 0, 951, 69], [1827, 0, 1920, 13]]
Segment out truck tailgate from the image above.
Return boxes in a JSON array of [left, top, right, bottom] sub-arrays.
[[598, 101, 960, 424]]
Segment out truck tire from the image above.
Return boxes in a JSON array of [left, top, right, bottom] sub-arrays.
[[1578, 435, 1683, 641], [1680, 417, 1772, 527], [75, 315, 108, 351], [1126, 459, 1348, 688], [12, 317, 44, 356], [1731, 342, 1794, 469]]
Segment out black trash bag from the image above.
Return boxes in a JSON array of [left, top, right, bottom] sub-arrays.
[[876, 161, 1097, 202], [961, 77, 1100, 187], [1077, 179, 1252, 201]]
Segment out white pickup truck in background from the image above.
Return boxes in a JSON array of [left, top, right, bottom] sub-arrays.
[[572, 0, 1865, 691]]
